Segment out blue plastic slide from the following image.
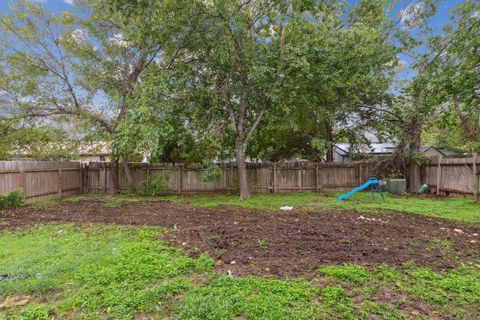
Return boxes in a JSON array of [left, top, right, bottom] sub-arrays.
[[338, 177, 385, 202]]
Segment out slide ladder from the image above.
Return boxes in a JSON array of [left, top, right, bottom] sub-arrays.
[[338, 177, 385, 202]]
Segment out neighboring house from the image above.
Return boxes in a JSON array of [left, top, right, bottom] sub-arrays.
[[8, 141, 111, 162], [77, 141, 111, 162], [333, 143, 461, 163], [334, 142, 396, 163], [420, 146, 462, 158]]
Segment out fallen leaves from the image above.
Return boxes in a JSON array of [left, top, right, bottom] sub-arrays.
[[0, 295, 30, 309]]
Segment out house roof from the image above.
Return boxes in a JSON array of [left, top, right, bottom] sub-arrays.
[[334, 143, 396, 156], [335, 143, 461, 157], [9, 141, 111, 157], [422, 146, 461, 156]]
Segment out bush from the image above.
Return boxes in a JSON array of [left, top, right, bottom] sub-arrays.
[[228, 180, 256, 196], [139, 174, 170, 196], [0, 189, 24, 210], [120, 182, 137, 196]]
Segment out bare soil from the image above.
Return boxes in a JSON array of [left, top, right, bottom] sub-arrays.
[[1, 200, 479, 278]]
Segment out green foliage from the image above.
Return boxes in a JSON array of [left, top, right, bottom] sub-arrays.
[[201, 161, 223, 183], [319, 265, 369, 284], [0, 189, 24, 210], [15, 304, 51, 320], [31, 198, 57, 209], [177, 277, 320, 320], [425, 0, 480, 152], [320, 286, 356, 319], [227, 179, 257, 196], [0, 224, 213, 319], [63, 194, 141, 207], [139, 173, 170, 196], [1, 224, 479, 319], [167, 192, 480, 222]]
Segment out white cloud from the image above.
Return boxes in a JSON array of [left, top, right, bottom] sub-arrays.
[[397, 60, 408, 70], [71, 28, 87, 43], [110, 33, 129, 47], [472, 11, 480, 19], [399, 3, 426, 28], [64, 0, 75, 4]]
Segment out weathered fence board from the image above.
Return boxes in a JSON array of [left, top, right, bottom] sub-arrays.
[[423, 156, 480, 194], [2, 156, 480, 203], [81, 161, 379, 194], [0, 161, 82, 201]]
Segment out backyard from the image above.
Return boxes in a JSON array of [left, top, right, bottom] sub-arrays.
[[1, 192, 479, 319]]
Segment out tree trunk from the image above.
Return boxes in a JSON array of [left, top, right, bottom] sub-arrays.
[[325, 124, 334, 162], [235, 139, 251, 200], [407, 119, 422, 192], [326, 146, 334, 162], [122, 157, 133, 185], [408, 159, 422, 192], [110, 162, 120, 194]]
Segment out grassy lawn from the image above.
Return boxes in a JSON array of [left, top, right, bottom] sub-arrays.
[[1, 224, 479, 319], [166, 192, 480, 222]]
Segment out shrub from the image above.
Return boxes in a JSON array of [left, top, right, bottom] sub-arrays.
[[121, 182, 137, 196], [139, 173, 170, 196], [0, 189, 24, 210], [228, 180, 256, 196]]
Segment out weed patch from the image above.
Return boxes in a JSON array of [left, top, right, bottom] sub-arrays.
[[0, 190, 24, 210]]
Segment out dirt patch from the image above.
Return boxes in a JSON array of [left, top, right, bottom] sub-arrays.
[[1, 200, 479, 278]]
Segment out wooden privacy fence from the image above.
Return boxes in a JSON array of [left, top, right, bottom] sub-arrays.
[[422, 154, 480, 197], [1, 156, 480, 202], [0, 161, 83, 201], [84, 161, 377, 194]]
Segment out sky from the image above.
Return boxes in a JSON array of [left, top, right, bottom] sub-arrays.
[[0, 0, 465, 27], [0, 0, 469, 102]]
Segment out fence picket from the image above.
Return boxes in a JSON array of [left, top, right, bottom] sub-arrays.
[[2, 157, 480, 203]]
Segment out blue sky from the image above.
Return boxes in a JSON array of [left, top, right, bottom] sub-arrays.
[[0, 0, 468, 91], [0, 0, 76, 12], [0, 0, 465, 26]]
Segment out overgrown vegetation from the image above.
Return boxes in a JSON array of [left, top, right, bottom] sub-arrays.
[[0, 225, 212, 319], [139, 173, 170, 196], [1, 225, 479, 319], [167, 192, 480, 222], [0, 189, 23, 210]]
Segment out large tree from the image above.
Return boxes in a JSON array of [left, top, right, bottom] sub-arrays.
[[110, 0, 299, 199], [110, 0, 401, 199], [0, 0, 178, 187], [430, 0, 480, 152], [367, 0, 444, 191], [252, 0, 397, 162]]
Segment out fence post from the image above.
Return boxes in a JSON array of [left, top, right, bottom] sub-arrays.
[[473, 153, 478, 201], [19, 170, 26, 199], [223, 163, 227, 191], [315, 163, 319, 192], [79, 163, 83, 194], [436, 156, 442, 195], [57, 169, 63, 198], [272, 162, 277, 193], [84, 164, 89, 194], [177, 165, 182, 194], [103, 165, 107, 194]]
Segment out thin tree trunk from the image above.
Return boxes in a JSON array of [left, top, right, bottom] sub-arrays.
[[326, 146, 334, 163], [408, 119, 422, 192], [235, 139, 251, 200], [110, 161, 120, 194], [408, 159, 422, 192], [122, 157, 133, 185], [325, 123, 334, 162]]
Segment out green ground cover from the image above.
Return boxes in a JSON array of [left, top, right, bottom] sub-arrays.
[[1, 224, 479, 319], [166, 192, 480, 222]]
